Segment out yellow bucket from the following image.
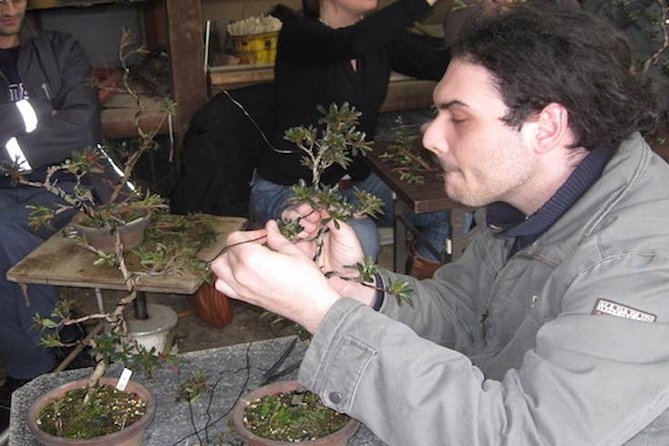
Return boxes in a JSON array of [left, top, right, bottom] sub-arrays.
[[231, 31, 279, 65]]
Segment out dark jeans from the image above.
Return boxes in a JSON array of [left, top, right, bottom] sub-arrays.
[[0, 182, 76, 379], [249, 173, 449, 261]]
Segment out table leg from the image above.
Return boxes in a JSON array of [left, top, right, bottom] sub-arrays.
[[95, 287, 105, 313], [94, 287, 149, 321], [134, 291, 149, 320]]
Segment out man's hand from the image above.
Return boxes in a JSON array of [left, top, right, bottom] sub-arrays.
[[283, 203, 365, 269], [210, 220, 341, 333], [282, 204, 377, 304]]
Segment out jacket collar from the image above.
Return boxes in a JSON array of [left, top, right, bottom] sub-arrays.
[[487, 146, 614, 254], [19, 23, 37, 45]]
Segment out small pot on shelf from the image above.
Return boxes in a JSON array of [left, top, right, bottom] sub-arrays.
[[69, 210, 151, 253]]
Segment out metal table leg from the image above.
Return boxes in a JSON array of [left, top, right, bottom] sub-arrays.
[[133, 291, 149, 320]]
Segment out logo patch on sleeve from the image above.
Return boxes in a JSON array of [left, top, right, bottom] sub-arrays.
[[592, 298, 657, 322]]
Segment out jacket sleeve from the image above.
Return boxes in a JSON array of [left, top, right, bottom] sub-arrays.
[[375, 234, 492, 350], [298, 250, 669, 444], [13, 33, 100, 171], [278, 0, 433, 66], [0, 102, 29, 164]]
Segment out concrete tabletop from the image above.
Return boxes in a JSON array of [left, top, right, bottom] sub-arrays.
[[10, 336, 385, 445]]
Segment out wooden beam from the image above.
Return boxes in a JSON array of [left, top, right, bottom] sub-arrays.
[[165, 0, 208, 156], [209, 66, 436, 113], [101, 93, 168, 140]]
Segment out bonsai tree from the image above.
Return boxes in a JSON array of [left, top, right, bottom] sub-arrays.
[[1, 30, 174, 237], [209, 103, 412, 444], [11, 30, 219, 442], [378, 116, 433, 186], [278, 102, 414, 304]]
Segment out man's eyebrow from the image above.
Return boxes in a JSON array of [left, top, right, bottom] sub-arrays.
[[436, 100, 468, 111]]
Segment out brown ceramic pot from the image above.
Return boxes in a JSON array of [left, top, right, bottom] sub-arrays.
[[27, 377, 156, 446], [188, 281, 234, 328], [232, 380, 359, 446]]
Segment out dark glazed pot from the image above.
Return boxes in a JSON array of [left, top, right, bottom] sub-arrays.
[[232, 380, 359, 446], [27, 377, 156, 446]]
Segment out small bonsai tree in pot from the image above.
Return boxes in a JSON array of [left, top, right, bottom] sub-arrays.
[[229, 103, 413, 445], [1, 30, 175, 254]]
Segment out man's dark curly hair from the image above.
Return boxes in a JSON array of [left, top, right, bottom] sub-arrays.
[[451, 4, 659, 151]]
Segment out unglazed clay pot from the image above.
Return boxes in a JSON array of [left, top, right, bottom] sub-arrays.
[[27, 377, 156, 446], [232, 380, 359, 446]]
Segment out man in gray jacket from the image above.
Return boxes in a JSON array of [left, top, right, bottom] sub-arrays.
[[211, 5, 668, 445], [0, 0, 99, 430]]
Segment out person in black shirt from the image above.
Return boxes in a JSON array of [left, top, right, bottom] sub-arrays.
[[251, 0, 450, 275]]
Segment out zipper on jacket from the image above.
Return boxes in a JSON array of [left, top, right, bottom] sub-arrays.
[[40, 82, 52, 100], [478, 308, 489, 341]]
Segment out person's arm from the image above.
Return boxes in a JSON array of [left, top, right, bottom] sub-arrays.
[[0, 100, 34, 145], [299, 251, 669, 444], [10, 33, 100, 171], [0, 99, 39, 168], [279, 0, 436, 66], [390, 31, 450, 81]]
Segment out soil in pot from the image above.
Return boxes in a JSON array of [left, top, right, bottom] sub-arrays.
[[28, 377, 156, 446], [233, 380, 359, 445]]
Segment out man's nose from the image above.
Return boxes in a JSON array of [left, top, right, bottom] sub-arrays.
[[422, 119, 441, 155]]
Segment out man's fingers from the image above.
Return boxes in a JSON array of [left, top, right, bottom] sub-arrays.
[[265, 220, 305, 257]]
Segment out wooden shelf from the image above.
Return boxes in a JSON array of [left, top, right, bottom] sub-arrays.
[[208, 64, 275, 90], [209, 65, 435, 112], [101, 93, 168, 140], [28, 0, 152, 10], [380, 79, 436, 112], [29, 0, 207, 153]]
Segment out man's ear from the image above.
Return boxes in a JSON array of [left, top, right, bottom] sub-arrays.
[[523, 102, 572, 153]]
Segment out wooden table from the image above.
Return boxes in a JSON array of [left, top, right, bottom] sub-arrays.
[[6, 215, 246, 317], [366, 141, 471, 272]]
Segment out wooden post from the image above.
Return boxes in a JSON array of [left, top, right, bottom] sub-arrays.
[[164, 0, 208, 165]]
